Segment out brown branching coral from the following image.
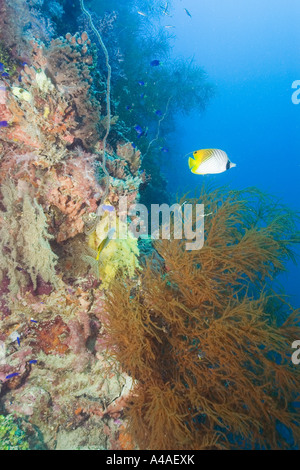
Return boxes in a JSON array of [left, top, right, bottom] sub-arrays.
[[116, 142, 142, 176], [103, 187, 300, 450], [106, 157, 127, 180]]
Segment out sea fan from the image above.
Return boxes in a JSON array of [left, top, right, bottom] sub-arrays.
[[104, 187, 300, 450]]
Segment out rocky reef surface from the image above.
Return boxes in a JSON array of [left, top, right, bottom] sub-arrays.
[[0, 0, 142, 450]]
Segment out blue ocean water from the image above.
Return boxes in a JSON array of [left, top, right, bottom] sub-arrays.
[[161, 0, 300, 304]]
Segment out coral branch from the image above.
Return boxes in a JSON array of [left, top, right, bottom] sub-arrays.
[[79, 0, 112, 208], [144, 95, 172, 157]]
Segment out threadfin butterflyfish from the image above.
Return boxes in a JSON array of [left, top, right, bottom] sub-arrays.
[[188, 149, 236, 175], [96, 228, 116, 261]]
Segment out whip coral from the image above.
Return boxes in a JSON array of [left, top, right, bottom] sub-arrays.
[[104, 187, 300, 450], [80, 0, 112, 206]]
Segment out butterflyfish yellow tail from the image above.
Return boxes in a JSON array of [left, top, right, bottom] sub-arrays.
[[188, 157, 195, 169], [188, 157, 198, 173]]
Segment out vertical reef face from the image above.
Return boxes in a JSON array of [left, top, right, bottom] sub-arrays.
[[0, 0, 142, 450]]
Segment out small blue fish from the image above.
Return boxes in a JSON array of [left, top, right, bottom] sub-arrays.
[[0, 63, 4, 72], [17, 337, 20, 347], [150, 60, 160, 67], [0, 121, 8, 128], [184, 8, 192, 18], [140, 93, 145, 99], [161, 147, 169, 153], [21, 62, 28, 67], [6, 373, 19, 379], [18, 74, 22, 82], [138, 80, 145, 86], [29, 360, 37, 365], [102, 205, 115, 212], [160, 2, 171, 16], [126, 105, 133, 111], [155, 110, 163, 116], [97, 204, 115, 217], [132, 143, 136, 149], [30, 319, 38, 323], [134, 125, 144, 135], [1, 72, 9, 78]]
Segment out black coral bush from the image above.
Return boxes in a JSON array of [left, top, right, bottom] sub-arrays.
[[104, 188, 300, 450]]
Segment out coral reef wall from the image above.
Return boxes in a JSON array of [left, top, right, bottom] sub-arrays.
[[0, 0, 142, 450]]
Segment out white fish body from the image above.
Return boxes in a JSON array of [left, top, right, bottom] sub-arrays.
[[189, 149, 236, 175]]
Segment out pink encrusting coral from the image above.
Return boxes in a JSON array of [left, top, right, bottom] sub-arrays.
[[0, 33, 100, 158], [44, 151, 103, 242]]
